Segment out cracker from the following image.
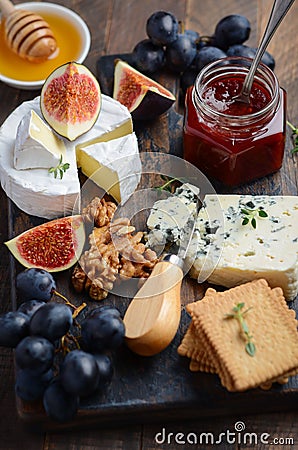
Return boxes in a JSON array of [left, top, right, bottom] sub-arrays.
[[178, 288, 218, 373], [178, 322, 217, 373], [189, 359, 201, 372], [179, 287, 215, 359], [190, 279, 298, 392], [189, 359, 217, 373], [177, 322, 198, 359]]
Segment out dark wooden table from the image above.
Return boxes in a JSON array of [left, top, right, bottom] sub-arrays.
[[1, 0, 298, 448]]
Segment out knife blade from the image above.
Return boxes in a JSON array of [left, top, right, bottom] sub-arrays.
[[123, 196, 201, 356], [176, 196, 201, 263]]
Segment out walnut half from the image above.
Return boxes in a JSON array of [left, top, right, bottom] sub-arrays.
[[72, 198, 158, 301], [82, 197, 117, 228]]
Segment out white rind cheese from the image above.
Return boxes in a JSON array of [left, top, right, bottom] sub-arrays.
[[0, 95, 138, 219], [147, 188, 298, 301], [14, 110, 66, 170], [0, 98, 80, 219], [76, 132, 140, 204], [75, 95, 133, 148]]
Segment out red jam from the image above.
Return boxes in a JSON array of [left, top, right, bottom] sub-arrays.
[[202, 76, 271, 115], [183, 59, 286, 186]]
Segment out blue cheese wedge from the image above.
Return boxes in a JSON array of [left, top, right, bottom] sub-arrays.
[[14, 110, 66, 170], [146, 183, 200, 247], [191, 194, 298, 301], [147, 186, 298, 301]]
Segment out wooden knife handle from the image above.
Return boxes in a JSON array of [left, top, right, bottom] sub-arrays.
[[123, 260, 183, 356]]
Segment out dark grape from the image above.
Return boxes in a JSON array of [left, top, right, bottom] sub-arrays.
[[15, 368, 54, 402], [195, 46, 227, 71], [253, 48, 275, 70], [43, 379, 79, 422], [17, 299, 46, 318], [227, 45, 275, 71], [93, 353, 114, 386], [181, 67, 198, 93], [165, 33, 197, 73], [227, 44, 256, 59], [16, 268, 56, 302], [196, 35, 216, 51], [184, 29, 200, 46], [88, 305, 122, 319], [0, 311, 29, 348], [81, 311, 125, 353], [29, 302, 73, 342], [60, 350, 99, 397], [15, 336, 55, 374], [132, 39, 165, 73], [146, 11, 178, 46], [214, 14, 251, 50]]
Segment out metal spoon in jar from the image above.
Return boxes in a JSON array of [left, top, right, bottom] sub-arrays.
[[234, 0, 295, 105]]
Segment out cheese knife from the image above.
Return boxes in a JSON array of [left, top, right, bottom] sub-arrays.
[[123, 198, 200, 356]]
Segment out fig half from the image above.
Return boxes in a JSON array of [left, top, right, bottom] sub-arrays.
[[40, 62, 101, 141], [113, 60, 176, 120], [5, 215, 85, 272]]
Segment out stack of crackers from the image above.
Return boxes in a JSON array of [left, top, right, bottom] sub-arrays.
[[178, 279, 298, 392]]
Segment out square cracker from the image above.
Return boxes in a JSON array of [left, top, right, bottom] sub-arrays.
[[191, 279, 298, 392], [178, 289, 218, 373], [178, 322, 217, 373]]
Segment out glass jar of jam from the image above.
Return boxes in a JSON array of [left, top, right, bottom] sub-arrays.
[[183, 57, 286, 186]]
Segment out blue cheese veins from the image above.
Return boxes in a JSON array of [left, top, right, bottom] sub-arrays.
[[147, 186, 298, 301], [146, 183, 201, 249], [191, 194, 298, 301]]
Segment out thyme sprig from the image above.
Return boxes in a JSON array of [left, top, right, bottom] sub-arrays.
[[155, 176, 188, 194], [241, 207, 268, 229], [48, 155, 70, 179], [287, 121, 298, 154], [225, 302, 256, 357]]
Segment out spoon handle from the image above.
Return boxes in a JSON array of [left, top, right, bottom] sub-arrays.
[[241, 0, 295, 99]]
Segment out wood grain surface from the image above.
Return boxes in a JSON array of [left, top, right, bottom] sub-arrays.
[[1, 0, 298, 449]]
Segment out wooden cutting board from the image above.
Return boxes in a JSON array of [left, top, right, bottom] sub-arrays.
[[9, 54, 298, 431]]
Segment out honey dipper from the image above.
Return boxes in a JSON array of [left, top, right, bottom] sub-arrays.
[[0, 0, 57, 62]]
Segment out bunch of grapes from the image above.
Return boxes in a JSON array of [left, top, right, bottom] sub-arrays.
[[0, 268, 125, 422], [131, 11, 275, 93]]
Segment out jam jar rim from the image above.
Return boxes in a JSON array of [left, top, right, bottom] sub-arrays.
[[193, 56, 280, 124]]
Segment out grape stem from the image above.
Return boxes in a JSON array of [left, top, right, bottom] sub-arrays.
[[60, 333, 81, 354], [53, 290, 87, 317], [73, 303, 86, 319]]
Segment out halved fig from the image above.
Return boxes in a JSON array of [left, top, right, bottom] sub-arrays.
[[5, 215, 85, 272], [113, 59, 176, 120], [40, 62, 101, 141]]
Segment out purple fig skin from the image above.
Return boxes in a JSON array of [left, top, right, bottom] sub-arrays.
[[131, 89, 175, 121], [113, 60, 176, 121]]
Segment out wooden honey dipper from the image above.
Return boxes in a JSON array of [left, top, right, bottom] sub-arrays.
[[0, 0, 57, 62]]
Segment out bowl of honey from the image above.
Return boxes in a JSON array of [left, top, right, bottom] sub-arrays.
[[0, 2, 91, 89]]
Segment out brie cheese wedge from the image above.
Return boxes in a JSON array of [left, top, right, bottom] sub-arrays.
[[14, 110, 66, 170], [76, 132, 140, 204], [0, 98, 79, 220]]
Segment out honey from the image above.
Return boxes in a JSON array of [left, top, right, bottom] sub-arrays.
[[0, 12, 83, 82]]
